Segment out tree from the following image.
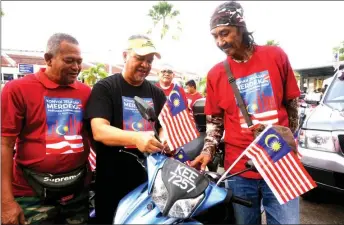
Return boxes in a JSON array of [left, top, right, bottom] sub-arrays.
[[266, 40, 279, 46], [333, 41, 344, 61], [146, 1, 182, 40], [79, 63, 108, 87], [197, 76, 207, 97]]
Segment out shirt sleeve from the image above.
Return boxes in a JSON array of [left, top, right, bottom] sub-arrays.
[[204, 71, 223, 115], [1, 82, 25, 137], [154, 88, 167, 131], [280, 48, 301, 101], [84, 81, 113, 123]]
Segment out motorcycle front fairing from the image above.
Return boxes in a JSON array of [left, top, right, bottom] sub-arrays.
[[114, 153, 178, 224], [114, 153, 229, 224]]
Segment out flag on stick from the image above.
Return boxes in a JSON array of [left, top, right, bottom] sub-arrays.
[[158, 85, 200, 151], [217, 125, 316, 204]]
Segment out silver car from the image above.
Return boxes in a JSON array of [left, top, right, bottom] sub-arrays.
[[298, 69, 344, 194]]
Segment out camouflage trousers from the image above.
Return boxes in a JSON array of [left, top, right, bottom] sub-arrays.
[[15, 191, 89, 225]]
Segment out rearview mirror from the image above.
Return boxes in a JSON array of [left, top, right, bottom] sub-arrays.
[[134, 96, 160, 142], [134, 96, 157, 122]]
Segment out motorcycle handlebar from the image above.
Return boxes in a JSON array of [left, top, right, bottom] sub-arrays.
[[225, 189, 253, 208], [231, 195, 253, 208]]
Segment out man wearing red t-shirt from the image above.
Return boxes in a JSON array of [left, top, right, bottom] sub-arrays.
[[190, 2, 300, 224], [1, 33, 91, 224], [185, 79, 203, 110], [155, 67, 188, 102]]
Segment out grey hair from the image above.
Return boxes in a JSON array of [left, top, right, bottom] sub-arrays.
[[46, 33, 79, 56]]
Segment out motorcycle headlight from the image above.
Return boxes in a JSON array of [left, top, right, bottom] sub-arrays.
[[298, 129, 337, 152], [151, 170, 204, 219]]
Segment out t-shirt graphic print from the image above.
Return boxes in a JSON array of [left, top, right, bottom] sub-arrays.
[[44, 97, 84, 154], [236, 70, 278, 132], [122, 96, 154, 148]]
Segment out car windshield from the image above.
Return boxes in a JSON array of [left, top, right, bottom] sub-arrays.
[[323, 71, 344, 111]]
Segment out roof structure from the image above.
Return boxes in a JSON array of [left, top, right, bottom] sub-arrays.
[[295, 61, 344, 77]]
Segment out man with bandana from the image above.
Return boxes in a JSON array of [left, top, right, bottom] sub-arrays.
[[190, 1, 300, 224]]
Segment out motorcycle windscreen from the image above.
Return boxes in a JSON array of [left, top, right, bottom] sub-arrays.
[[151, 158, 209, 219]]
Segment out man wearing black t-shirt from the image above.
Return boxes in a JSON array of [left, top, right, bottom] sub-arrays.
[[84, 34, 167, 224]]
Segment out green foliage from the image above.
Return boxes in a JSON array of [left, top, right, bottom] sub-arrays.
[[79, 63, 108, 87], [266, 40, 279, 46], [147, 1, 182, 40], [197, 76, 207, 96]]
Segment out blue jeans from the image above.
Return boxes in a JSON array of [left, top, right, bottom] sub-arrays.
[[226, 175, 299, 224]]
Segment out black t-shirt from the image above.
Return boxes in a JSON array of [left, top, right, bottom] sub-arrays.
[[84, 73, 166, 174]]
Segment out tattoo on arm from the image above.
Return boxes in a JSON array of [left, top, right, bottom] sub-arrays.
[[202, 115, 224, 158], [285, 98, 299, 133]]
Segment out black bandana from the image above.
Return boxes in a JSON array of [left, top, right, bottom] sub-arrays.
[[210, 1, 246, 30]]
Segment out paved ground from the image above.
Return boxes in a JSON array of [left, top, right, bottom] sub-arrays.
[[261, 188, 344, 224], [217, 168, 344, 224]]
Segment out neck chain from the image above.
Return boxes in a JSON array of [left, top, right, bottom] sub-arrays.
[[231, 46, 254, 63]]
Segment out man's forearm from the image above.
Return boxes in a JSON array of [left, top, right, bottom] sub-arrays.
[[1, 137, 16, 202], [92, 123, 141, 147], [201, 115, 224, 158], [286, 98, 299, 133]]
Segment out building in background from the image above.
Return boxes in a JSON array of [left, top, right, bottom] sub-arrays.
[[295, 61, 344, 93], [1, 49, 200, 87]]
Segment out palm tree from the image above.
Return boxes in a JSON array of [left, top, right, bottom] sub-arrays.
[[79, 63, 108, 87], [266, 40, 279, 46], [147, 1, 182, 40]]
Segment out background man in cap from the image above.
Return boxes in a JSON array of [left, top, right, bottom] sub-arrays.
[[190, 1, 300, 224], [84, 34, 167, 224]]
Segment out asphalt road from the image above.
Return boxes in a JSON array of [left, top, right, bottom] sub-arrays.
[[217, 168, 344, 224], [262, 188, 344, 224]]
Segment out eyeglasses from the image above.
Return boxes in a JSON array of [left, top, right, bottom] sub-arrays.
[[161, 70, 173, 74]]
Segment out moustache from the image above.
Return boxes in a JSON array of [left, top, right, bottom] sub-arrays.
[[219, 43, 233, 51]]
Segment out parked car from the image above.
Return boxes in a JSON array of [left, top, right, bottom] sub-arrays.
[[298, 69, 344, 197]]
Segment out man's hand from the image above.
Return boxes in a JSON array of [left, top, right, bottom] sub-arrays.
[[251, 124, 266, 138], [161, 140, 176, 156], [1, 199, 25, 225], [135, 131, 164, 153], [190, 153, 212, 171]]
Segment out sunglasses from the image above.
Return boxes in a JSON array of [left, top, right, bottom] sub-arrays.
[[161, 70, 173, 74]]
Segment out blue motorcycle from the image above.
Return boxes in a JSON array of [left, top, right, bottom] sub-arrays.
[[111, 96, 253, 224]]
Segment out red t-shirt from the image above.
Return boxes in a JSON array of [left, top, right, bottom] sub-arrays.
[[155, 82, 175, 96], [186, 92, 203, 110], [1, 68, 91, 196], [205, 45, 300, 179], [155, 82, 189, 104]]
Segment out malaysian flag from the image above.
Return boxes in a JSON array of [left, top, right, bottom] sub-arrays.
[[88, 148, 96, 171], [46, 135, 84, 155], [173, 148, 191, 166], [244, 126, 316, 204], [158, 85, 199, 151]]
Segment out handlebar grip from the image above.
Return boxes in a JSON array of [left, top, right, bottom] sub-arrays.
[[231, 196, 253, 208]]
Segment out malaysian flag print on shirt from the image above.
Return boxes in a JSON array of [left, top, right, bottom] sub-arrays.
[[236, 70, 279, 131], [44, 97, 84, 155]]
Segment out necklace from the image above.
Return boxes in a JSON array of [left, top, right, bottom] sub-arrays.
[[231, 46, 254, 63], [232, 58, 248, 63]]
